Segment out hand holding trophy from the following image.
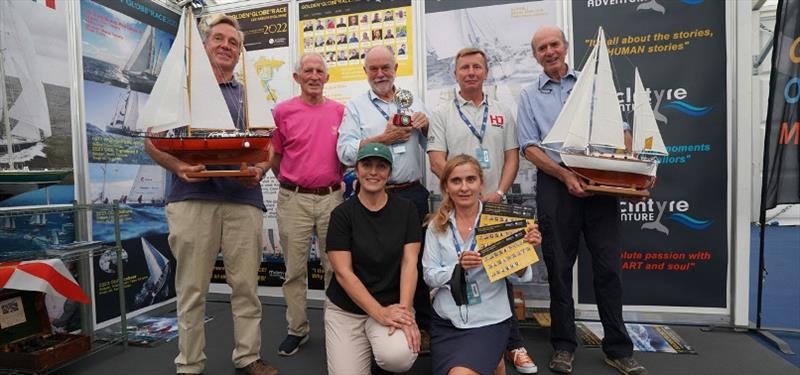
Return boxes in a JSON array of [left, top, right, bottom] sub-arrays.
[[392, 88, 414, 127]]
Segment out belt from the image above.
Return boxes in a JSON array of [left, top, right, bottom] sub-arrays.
[[385, 180, 420, 190], [280, 182, 341, 195]]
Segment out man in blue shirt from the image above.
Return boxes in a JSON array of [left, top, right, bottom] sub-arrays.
[[336, 45, 434, 353], [516, 25, 645, 375]]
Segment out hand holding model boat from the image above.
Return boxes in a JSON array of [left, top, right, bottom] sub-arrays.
[[137, 5, 275, 180], [542, 27, 668, 198]]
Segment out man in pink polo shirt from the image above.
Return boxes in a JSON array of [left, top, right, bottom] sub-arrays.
[[270, 51, 346, 357]]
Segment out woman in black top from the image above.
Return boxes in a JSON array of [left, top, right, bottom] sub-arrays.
[[325, 143, 421, 374]]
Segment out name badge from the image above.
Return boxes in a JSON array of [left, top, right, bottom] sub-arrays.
[[467, 281, 481, 305], [392, 144, 407, 154], [475, 147, 490, 169]]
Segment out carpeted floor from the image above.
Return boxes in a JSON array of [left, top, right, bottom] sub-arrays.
[[53, 294, 798, 375]]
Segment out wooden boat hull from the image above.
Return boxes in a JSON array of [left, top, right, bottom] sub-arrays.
[[570, 167, 654, 190], [561, 153, 657, 198], [149, 135, 271, 165]]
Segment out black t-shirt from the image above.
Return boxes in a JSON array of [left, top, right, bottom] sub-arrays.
[[325, 195, 421, 315]]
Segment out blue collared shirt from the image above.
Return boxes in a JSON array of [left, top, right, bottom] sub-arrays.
[[422, 204, 532, 329], [516, 69, 579, 164], [337, 89, 427, 184]]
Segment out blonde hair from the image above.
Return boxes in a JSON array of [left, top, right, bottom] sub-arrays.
[[454, 47, 488, 72], [429, 154, 484, 233]]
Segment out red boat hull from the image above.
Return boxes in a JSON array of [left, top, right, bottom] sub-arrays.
[[149, 136, 271, 165]]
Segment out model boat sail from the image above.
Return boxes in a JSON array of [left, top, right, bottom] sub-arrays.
[[0, 1, 71, 184], [542, 27, 668, 198], [135, 6, 274, 178]]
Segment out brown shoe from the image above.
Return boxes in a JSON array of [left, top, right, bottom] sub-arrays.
[[419, 329, 431, 355], [549, 350, 574, 374], [238, 359, 278, 375]]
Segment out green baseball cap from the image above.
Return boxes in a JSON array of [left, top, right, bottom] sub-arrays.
[[356, 143, 393, 165]]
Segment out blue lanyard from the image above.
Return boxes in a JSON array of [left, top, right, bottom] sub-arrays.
[[448, 220, 477, 256], [370, 91, 392, 121], [454, 96, 489, 144]]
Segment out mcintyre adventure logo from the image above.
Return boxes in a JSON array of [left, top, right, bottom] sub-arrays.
[[620, 199, 713, 235], [586, 0, 703, 14], [617, 86, 711, 125]]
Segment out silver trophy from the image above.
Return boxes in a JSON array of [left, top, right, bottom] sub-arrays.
[[393, 89, 414, 126]]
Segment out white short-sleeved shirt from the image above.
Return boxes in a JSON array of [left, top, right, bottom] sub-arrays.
[[427, 92, 519, 194]]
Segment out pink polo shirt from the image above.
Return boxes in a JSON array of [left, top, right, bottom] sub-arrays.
[[271, 96, 345, 188]]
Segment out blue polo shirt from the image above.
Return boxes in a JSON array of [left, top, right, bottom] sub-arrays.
[[164, 81, 266, 211]]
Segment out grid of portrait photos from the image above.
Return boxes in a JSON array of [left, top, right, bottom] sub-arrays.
[[301, 7, 409, 66]]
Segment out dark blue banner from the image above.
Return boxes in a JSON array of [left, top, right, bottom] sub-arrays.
[[572, 0, 728, 308], [762, 0, 800, 210]]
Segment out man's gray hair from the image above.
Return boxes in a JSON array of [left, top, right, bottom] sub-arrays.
[[200, 14, 244, 46], [363, 45, 396, 67], [294, 51, 328, 74], [531, 26, 569, 52]]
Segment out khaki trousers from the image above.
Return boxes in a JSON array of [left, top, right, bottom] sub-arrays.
[[167, 200, 263, 374], [277, 187, 342, 336], [325, 300, 418, 374]]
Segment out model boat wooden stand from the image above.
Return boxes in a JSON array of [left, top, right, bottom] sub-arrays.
[[571, 167, 654, 198]]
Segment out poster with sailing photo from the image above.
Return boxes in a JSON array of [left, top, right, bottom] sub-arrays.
[[0, 0, 74, 211], [80, 0, 176, 94], [80, 0, 178, 325]]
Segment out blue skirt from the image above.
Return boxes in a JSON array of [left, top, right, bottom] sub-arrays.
[[430, 311, 512, 375]]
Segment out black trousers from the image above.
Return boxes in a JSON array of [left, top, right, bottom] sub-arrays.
[[536, 171, 633, 359], [388, 182, 432, 330], [506, 280, 525, 350]]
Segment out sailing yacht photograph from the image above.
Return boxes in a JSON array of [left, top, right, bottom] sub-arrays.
[[1, 0, 73, 202], [84, 81, 152, 164], [80, 0, 174, 94], [88, 163, 168, 243], [124, 25, 166, 93], [425, 1, 556, 97]]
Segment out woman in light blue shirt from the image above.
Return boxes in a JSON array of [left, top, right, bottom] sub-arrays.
[[423, 154, 541, 375]]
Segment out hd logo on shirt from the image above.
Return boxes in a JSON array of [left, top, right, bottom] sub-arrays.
[[489, 114, 504, 127]]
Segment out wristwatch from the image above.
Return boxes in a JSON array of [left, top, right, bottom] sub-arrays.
[[496, 189, 506, 200]]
